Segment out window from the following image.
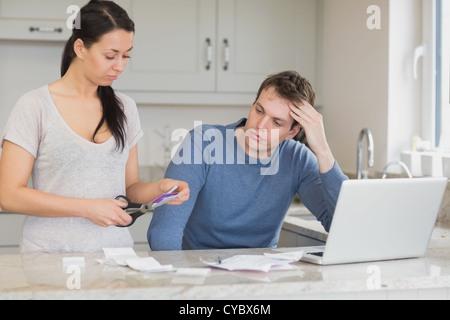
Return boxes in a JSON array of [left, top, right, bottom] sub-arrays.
[[436, 0, 450, 150]]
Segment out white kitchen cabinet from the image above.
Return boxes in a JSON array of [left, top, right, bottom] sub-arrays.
[[0, 212, 151, 254], [114, 0, 318, 99], [114, 0, 216, 92], [0, 213, 25, 254], [0, 0, 133, 41], [0, 0, 87, 41], [216, 0, 318, 93], [0, 0, 318, 104]]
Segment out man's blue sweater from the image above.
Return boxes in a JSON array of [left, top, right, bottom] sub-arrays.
[[148, 119, 348, 250]]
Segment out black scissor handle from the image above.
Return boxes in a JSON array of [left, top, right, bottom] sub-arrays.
[[115, 195, 144, 228], [116, 213, 139, 228], [115, 195, 142, 210]]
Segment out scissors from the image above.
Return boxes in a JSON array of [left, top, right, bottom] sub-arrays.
[[115, 186, 179, 228]]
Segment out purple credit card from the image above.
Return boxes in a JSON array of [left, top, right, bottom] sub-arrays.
[[152, 193, 179, 204]]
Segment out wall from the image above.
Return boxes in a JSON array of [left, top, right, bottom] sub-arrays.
[[136, 104, 248, 168], [0, 40, 63, 138], [320, 0, 422, 176]]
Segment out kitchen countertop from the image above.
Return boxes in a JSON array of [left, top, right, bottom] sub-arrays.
[[0, 227, 449, 300], [285, 204, 328, 242]]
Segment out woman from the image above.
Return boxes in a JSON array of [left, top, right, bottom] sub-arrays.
[[0, 0, 189, 253]]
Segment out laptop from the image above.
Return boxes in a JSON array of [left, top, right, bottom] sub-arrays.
[[301, 177, 448, 265]]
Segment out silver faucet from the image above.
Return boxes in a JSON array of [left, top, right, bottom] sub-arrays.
[[382, 161, 413, 179], [357, 129, 375, 179]]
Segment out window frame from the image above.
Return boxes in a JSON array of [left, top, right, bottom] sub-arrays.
[[421, 0, 438, 148], [427, 0, 450, 150]]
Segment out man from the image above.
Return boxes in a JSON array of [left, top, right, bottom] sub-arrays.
[[148, 71, 348, 250]]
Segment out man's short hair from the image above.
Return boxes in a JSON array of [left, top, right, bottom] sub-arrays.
[[255, 70, 316, 110], [255, 71, 316, 143]]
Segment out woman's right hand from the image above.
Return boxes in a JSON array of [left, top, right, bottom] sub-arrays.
[[82, 198, 132, 227]]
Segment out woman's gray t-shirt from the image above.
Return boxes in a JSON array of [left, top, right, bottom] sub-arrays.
[[1, 86, 143, 253]]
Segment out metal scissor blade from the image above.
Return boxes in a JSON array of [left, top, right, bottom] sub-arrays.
[[117, 190, 180, 228], [126, 204, 150, 214]]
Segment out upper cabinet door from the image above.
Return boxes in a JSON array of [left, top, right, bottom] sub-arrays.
[[114, 0, 216, 92], [0, 0, 86, 41], [217, 0, 318, 93]]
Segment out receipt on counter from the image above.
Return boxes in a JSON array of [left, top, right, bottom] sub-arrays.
[[200, 251, 303, 273], [171, 268, 212, 285], [101, 248, 138, 266], [126, 257, 174, 273], [263, 251, 304, 261], [97, 248, 174, 273]]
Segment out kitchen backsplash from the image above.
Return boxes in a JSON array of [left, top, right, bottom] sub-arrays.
[[135, 104, 249, 167]]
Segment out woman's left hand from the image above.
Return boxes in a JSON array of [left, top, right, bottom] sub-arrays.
[[159, 179, 190, 205]]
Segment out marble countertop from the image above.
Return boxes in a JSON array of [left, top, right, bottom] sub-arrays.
[[0, 227, 449, 300]]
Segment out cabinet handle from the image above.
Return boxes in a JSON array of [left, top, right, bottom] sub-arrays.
[[223, 39, 231, 71], [29, 27, 63, 34], [205, 38, 213, 71]]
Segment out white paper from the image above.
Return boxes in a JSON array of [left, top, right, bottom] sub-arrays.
[[263, 251, 304, 262], [101, 248, 138, 266], [126, 257, 174, 273], [171, 268, 212, 285], [97, 248, 174, 273], [201, 251, 303, 273]]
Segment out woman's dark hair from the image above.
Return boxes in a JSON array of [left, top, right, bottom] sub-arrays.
[[61, 0, 135, 150], [254, 71, 316, 143]]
